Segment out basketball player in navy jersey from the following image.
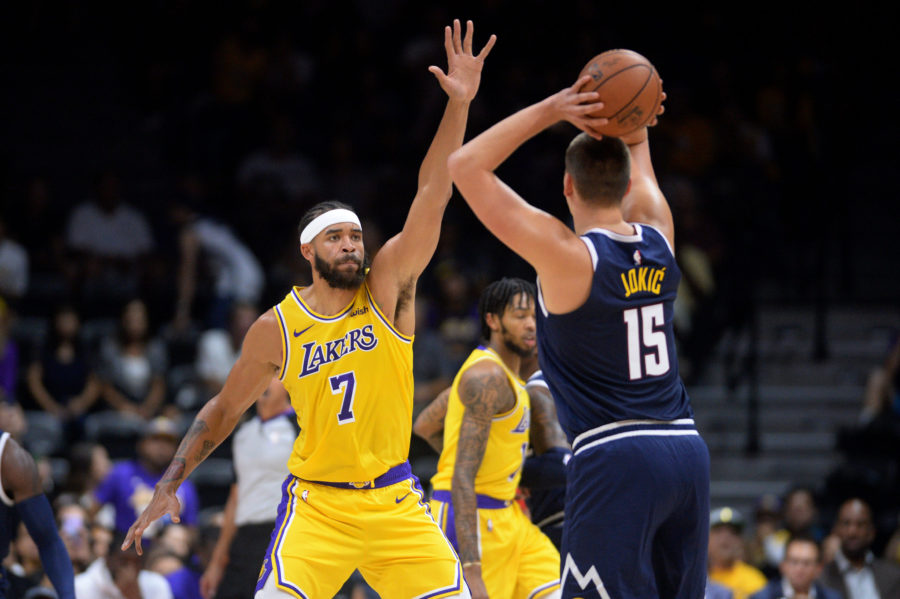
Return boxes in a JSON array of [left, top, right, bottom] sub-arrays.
[[448, 78, 710, 598], [0, 431, 75, 599]]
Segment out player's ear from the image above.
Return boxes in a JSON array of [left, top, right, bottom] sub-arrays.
[[485, 312, 501, 334], [300, 242, 314, 262], [563, 172, 574, 199], [625, 178, 632, 196]]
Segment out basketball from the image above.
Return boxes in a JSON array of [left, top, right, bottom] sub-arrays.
[[577, 49, 662, 137]]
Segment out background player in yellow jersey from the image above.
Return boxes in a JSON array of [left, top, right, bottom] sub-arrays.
[[419, 278, 561, 599], [122, 19, 496, 599]]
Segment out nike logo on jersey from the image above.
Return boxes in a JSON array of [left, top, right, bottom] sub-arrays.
[[395, 493, 410, 503], [298, 324, 378, 378], [293, 325, 314, 338]]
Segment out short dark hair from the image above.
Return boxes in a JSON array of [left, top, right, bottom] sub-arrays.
[[564, 134, 631, 206], [298, 200, 356, 243], [478, 278, 536, 341], [784, 533, 822, 563]]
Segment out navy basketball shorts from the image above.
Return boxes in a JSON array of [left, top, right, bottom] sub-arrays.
[[561, 425, 710, 599]]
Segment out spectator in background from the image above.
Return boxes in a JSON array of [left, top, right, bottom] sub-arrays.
[[822, 498, 900, 599], [749, 535, 842, 599], [26, 304, 101, 443], [75, 531, 173, 599], [55, 498, 94, 574], [169, 197, 265, 332], [745, 493, 783, 579], [764, 486, 826, 572], [58, 442, 112, 515], [0, 215, 29, 303], [411, 296, 453, 413], [91, 417, 199, 537], [64, 170, 155, 313], [97, 298, 168, 420], [146, 523, 203, 599], [236, 112, 321, 205], [194, 302, 258, 401], [708, 507, 768, 599], [433, 267, 479, 371], [0, 296, 20, 406]]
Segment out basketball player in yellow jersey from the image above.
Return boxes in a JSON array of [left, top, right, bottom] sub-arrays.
[[427, 278, 561, 599], [122, 19, 496, 599]]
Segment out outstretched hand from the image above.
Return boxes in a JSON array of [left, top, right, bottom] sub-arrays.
[[429, 19, 496, 103], [120, 486, 182, 555]]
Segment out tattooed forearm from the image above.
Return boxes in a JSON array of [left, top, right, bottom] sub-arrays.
[[452, 364, 513, 563], [161, 457, 186, 484], [194, 440, 216, 463], [528, 385, 568, 454], [452, 412, 490, 563], [179, 419, 211, 453]]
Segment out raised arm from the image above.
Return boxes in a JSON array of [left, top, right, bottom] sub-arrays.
[[122, 311, 281, 555], [368, 21, 494, 320], [619, 126, 674, 249], [447, 77, 606, 292], [412, 386, 451, 454], [451, 361, 516, 599]]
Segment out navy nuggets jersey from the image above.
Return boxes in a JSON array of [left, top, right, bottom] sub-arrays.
[[536, 224, 693, 440]]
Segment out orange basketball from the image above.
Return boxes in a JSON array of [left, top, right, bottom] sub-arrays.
[[578, 49, 662, 137]]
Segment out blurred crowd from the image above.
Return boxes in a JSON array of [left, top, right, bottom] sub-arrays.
[[0, 2, 896, 598]]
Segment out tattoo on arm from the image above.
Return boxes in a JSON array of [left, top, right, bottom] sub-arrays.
[[161, 418, 213, 484], [451, 366, 515, 563], [194, 440, 216, 463], [161, 458, 186, 484], [528, 385, 568, 454]]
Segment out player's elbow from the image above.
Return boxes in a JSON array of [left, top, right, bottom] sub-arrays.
[[447, 148, 474, 183]]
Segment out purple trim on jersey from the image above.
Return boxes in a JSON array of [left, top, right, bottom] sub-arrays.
[[363, 285, 412, 343], [274, 304, 290, 382], [431, 490, 511, 510], [306, 461, 411, 489], [254, 477, 294, 595], [291, 288, 354, 321], [271, 477, 308, 598], [93, 461, 199, 533]]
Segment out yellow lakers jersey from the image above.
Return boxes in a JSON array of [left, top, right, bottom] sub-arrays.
[[273, 282, 414, 483], [431, 346, 531, 501]]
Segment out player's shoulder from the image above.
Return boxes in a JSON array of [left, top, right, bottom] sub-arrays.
[[526, 369, 548, 389]]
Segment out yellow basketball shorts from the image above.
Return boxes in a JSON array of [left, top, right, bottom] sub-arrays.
[[429, 492, 560, 599], [256, 473, 464, 598]]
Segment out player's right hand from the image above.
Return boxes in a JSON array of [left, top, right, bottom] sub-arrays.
[[200, 561, 225, 599], [121, 486, 182, 555], [546, 75, 609, 139]]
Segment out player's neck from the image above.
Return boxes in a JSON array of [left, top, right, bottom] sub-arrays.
[[298, 280, 358, 316], [571, 202, 633, 236], [487, 340, 521, 376]]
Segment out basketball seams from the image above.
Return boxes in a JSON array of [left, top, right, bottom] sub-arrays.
[[579, 49, 662, 136]]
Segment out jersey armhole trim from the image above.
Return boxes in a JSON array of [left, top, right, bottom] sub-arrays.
[[579, 235, 599, 271], [638, 223, 675, 257], [364, 282, 413, 343], [0, 432, 16, 506], [273, 305, 290, 382]]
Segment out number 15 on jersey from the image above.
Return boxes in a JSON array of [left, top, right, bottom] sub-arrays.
[[623, 303, 670, 380]]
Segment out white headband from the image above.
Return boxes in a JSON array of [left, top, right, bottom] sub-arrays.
[[300, 209, 361, 244]]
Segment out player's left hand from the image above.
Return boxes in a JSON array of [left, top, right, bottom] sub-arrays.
[[121, 485, 182, 555], [429, 19, 496, 102]]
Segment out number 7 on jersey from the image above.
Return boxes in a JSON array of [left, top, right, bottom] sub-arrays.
[[330, 371, 357, 424]]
